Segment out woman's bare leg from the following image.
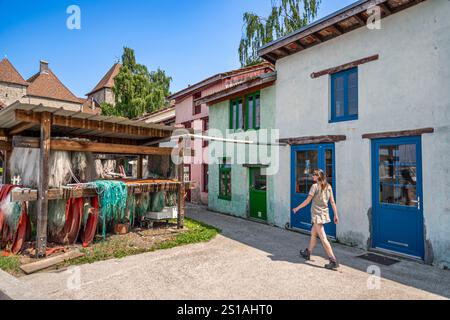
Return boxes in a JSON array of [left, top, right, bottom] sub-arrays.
[[316, 224, 336, 259], [308, 224, 318, 253]]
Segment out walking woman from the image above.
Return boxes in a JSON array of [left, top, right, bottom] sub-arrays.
[[292, 169, 340, 270]]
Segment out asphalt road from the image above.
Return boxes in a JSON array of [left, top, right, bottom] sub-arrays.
[[13, 205, 450, 299]]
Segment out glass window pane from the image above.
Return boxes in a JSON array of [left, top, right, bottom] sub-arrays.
[[333, 76, 345, 118], [238, 100, 244, 130], [255, 95, 260, 129], [296, 150, 318, 194], [379, 144, 417, 206], [252, 169, 267, 191], [325, 149, 333, 188], [348, 71, 358, 116], [247, 96, 253, 130], [232, 102, 237, 129]]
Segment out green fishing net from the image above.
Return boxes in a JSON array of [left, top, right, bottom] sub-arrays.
[[150, 192, 165, 212], [94, 180, 128, 239]]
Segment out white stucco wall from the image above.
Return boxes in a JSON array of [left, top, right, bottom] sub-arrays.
[[274, 1, 450, 266]]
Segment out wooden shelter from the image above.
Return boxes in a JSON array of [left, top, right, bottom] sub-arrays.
[[0, 101, 193, 257]]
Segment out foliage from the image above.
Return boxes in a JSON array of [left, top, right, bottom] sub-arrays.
[[101, 47, 172, 119], [0, 255, 21, 274], [239, 0, 321, 66]]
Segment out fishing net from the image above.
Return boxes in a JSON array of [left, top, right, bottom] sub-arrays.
[[9, 148, 73, 188], [47, 199, 67, 241], [150, 192, 165, 212], [165, 192, 178, 207], [49, 151, 72, 188], [0, 185, 31, 253], [9, 148, 40, 187], [71, 152, 97, 182], [93, 180, 128, 239]]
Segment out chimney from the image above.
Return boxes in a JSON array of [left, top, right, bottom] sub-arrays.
[[40, 60, 49, 74]]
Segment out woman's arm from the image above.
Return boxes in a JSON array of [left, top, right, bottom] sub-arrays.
[[330, 191, 339, 224], [292, 195, 313, 214]]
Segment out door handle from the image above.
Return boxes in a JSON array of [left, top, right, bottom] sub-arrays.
[[412, 197, 421, 210]]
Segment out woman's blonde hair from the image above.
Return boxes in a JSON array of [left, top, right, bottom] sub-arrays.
[[314, 169, 329, 192]]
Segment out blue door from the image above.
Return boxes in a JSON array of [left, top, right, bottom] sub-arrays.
[[290, 144, 336, 238], [372, 137, 424, 259]]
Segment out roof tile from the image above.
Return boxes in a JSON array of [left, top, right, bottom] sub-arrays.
[[0, 58, 28, 86]]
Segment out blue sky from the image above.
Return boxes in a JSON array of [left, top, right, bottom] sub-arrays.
[[0, 0, 355, 97]]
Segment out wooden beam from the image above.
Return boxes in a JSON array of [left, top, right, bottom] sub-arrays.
[[278, 135, 347, 145], [12, 136, 177, 156], [14, 109, 172, 139], [21, 250, 85, 275], [379, 3, 392, 16], [0, 140, 11, 151], [362, 128, 434, 140], [310, 33, 323, 43], [2, 150, 11, 184], [137, 155, 143, 179], [36, 111, 51, 258], [9, 122, 36, 135], [353, 13, 366, 27], [311, 54, 379, 79], [177, 138, 185, 229], [328, 25, 342, 35], [10, 182, 195, 202]]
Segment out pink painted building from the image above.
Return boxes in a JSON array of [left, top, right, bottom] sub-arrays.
[[169, 63, 274, 204]]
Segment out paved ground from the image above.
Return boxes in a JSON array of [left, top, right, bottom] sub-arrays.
[[5, 205, 450, 300]]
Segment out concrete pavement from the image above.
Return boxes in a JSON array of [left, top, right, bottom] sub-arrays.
[[5, 204, 450, 299]]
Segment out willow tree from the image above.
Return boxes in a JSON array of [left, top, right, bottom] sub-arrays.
[[101, 47, 172, 119], [239, 0, 321, 66]]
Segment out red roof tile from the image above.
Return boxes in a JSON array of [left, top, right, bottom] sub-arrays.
[[26, 68, 81, 104], [87, 63, 121, 96], [0, 58, 28, 86]]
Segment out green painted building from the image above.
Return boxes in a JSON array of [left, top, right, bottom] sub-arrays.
[[201, 72, 277, 225]]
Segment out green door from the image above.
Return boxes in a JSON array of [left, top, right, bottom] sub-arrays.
[[249, 168, 267, 221]]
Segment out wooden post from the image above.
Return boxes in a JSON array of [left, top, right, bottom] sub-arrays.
[[4, 149, 11, 184], [177, 139, 185, 229], [137, 155, 143, 179], [36, 112, 51, 258], [1, 137, 12, 185]]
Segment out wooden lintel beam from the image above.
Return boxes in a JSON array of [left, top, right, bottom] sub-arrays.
[[14, 109, 171, 139], [362, 128, 434, 140], [311, 54, 379, 79]]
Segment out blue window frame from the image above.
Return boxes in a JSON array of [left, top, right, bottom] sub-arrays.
[[330, 67, 358, 123]]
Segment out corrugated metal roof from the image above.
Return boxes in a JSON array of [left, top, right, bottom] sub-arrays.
[[0, 101, 188, 140]]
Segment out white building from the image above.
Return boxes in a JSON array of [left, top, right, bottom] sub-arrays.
[[258, 0, 450, 267]]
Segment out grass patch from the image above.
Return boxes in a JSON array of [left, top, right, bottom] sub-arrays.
[[68, 218, 220, 267], [0, 255, 21, 274]]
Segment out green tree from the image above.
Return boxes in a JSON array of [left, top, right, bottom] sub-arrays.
[[101, 47, 172, 119], [239, 0, 321, 66]]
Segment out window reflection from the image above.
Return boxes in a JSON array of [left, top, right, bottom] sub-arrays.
[[379, 144, 417, 207], [296, 151, 318, 194]]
